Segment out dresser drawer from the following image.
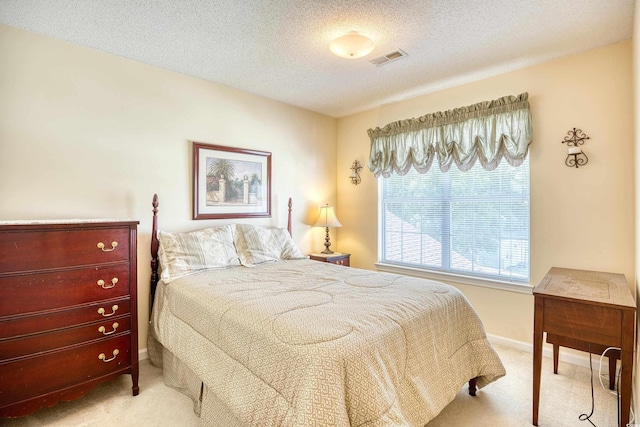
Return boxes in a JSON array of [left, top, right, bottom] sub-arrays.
[[0, 316, 131, 360], [0, 264, 130, 317], [0, 227, 130, 273], [0, 298, 130, 339], [0, 333, 131, 406]]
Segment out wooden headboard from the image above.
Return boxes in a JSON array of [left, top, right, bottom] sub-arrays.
[[149, 194, 293, 314]]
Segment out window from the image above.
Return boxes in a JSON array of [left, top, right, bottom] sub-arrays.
[[379, 157, 529, 283]]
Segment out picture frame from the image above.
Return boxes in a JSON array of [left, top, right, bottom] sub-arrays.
[[193, 142, 271, 220]]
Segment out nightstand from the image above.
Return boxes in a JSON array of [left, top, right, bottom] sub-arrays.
[[309, 253, 350, 267]]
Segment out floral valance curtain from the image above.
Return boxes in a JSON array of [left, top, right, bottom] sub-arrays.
[[367, 92, 532, 178]]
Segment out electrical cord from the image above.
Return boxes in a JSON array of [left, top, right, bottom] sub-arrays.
[[582, 345, 635, 426], [598, 347, 620, 395], [617, 371, 620, 427], [578, 349, 597, 427]]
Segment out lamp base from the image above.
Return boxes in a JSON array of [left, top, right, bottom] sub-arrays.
[[322, 226, 334, 254]]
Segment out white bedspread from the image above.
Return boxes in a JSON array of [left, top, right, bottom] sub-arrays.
[[150, 259, 505, 426]]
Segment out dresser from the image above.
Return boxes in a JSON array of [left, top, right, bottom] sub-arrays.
[[309, 252, 350, 266], [0, 220, 139, 417], [532, 267, 635, 426]]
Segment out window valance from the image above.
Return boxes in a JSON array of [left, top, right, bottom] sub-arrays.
[[367, 92, 532, 177]]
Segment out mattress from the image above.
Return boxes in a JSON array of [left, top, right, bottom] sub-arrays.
[[150, 259, 505, 426]]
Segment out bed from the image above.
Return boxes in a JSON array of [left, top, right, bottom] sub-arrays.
[[147, 194, 505, 426]]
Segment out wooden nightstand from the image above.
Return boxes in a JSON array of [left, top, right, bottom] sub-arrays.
[[309, 253, 350, 267]]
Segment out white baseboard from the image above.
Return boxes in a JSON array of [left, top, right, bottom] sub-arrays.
[[139, 348, 149, 361], [486, 333, 604, 369]]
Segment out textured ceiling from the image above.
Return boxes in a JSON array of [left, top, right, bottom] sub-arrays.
[[0, 0, 635, 117]]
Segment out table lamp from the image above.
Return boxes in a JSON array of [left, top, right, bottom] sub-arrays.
[[314, 204, 342, 254]]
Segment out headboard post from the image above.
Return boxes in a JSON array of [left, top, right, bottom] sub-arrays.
[[287, 197, 292, 236], [150, 194, 159, 316]]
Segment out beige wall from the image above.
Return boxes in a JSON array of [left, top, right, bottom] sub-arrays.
[[0, 20, 636, 374], [0, 24, 337, 350], [337, 41, 635, 344]]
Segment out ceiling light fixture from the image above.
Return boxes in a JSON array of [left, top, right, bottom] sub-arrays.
[[330, 31, 374, 59]]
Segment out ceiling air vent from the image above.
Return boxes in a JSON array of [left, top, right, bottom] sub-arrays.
[[369, 49, 408, 67]]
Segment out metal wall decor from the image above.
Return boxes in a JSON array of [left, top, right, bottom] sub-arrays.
[[349, 160, 362, 185], [561, 128, 590, 168]]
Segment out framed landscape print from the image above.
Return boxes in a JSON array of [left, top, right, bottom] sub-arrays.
[[193, 142, 271, 220]]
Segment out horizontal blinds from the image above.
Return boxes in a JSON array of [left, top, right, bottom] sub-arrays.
[[381, 157, 529, 281]]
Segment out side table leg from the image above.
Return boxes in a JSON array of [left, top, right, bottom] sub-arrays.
[[608, 355, 616, 391], [533, 296, 544, 426], [620, 311, 634, 427]]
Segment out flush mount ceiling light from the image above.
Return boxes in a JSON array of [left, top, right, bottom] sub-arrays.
[[330, 31, 374, 59]]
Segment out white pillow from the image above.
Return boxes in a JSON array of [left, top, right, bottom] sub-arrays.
[[234, 224, 306, 267], [158, 225, 240, 283]]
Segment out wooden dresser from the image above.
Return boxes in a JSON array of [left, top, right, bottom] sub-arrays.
[[0, 220, 139, 417]]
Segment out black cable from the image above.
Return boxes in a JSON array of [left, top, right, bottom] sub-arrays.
[[617, 365, 620, 427], [578, 348, 597, 427]]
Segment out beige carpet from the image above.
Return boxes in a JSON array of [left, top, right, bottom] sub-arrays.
[[0, 344, 622, 426]]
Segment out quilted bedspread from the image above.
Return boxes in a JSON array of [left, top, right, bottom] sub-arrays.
[[150, 259, 505, 426]]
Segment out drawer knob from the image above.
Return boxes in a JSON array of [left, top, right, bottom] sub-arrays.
[[98, 349, 120, 363], [98, 322, 119, 335], [98, 304, 119, 317], [97, 241, 118, 252], [97, 277, 119, 289]]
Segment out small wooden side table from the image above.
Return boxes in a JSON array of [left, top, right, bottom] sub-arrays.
[[532, 267, 636, 426], [309, 253, 350, 267]]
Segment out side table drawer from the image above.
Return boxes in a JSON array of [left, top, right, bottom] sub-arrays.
[[330, 257, 350, 266], [543, 298, 622, 346], [309, 253, 350, 266]]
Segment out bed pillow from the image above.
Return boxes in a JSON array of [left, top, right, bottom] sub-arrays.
[[234, 224, 307, 267], [157, 225, 240, 283]]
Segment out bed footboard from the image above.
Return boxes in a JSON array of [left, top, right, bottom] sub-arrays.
[[468, 377, 478, 396]]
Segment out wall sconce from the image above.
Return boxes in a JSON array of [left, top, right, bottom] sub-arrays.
[[562, 128, 590, 168], [313, 205, 342, 254], [349, 160, 362, 185]]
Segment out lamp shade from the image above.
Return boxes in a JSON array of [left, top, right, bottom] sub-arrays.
[[329, 31, 374, 59], [314, 205, 342, 228]]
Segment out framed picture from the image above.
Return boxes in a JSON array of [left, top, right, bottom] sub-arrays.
[[193, 142, 271, 220]]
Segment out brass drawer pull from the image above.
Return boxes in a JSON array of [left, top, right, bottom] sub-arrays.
[[98, 349, 119, 363], [97, 241, 118, 252], [97, 277, 119, 289], [98, 322, 119, 336], [97, 305, 119, 317]]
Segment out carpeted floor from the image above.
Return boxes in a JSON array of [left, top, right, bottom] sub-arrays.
[[0, 344, 623, 426]]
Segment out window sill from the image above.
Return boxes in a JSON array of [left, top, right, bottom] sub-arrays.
[[374, 262, 533, 295]]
